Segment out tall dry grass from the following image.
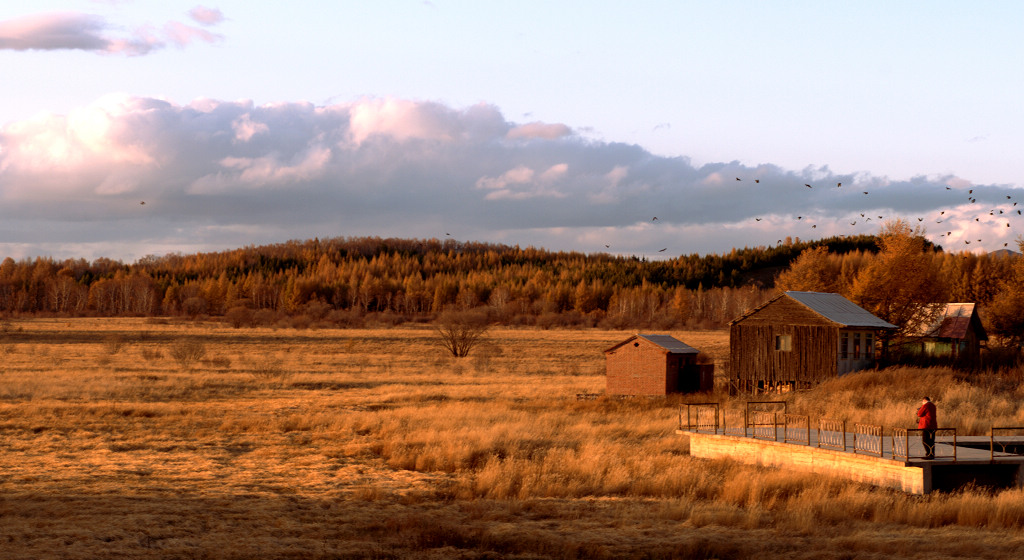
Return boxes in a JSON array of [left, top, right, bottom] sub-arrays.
[[0, 318, 1023, 558]]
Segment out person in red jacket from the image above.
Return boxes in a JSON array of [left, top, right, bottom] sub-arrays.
[[917, 397, 938, 459]]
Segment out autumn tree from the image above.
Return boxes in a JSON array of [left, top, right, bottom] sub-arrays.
[[774, 246, 841, 293], [848, 220, 947, 360], [985, 238, 1024, 345]]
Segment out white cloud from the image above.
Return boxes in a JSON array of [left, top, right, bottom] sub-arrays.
[[0, 11, 222, 56], [189, 6, 225, 26], [231, 113, 268, 142], [0, 94, 1018, 261]]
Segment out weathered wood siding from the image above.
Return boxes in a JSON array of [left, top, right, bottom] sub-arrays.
[[731, 324, 838, 387], [731, 296, 839, 389]]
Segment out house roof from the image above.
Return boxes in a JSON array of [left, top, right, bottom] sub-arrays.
[[731, 291, 896, 329], [910, 303, 986, 340], [604, 333, 699, 354], [785, 291, 897, 329]]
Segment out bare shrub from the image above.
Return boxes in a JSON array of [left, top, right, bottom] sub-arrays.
[[182, 296, 209, 318], [435, 309, 489, 358], [169, 338, 206, 369], [224, 306, 254, 328]]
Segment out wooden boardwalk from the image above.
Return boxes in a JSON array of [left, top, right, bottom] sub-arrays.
[[682, 427, 1024, 494]]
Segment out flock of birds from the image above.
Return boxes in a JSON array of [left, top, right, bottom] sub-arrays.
[[620, 177, 1022, 256], [737, 177, 1020, 251]]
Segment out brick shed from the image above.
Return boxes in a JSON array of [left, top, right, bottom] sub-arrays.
[[604, 334, 712, 396]]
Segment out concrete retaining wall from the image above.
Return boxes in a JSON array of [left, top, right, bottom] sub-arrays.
[[687, 431, 929, 494]]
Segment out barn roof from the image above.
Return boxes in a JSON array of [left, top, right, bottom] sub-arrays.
[[909, 303, 987, 340], [604, 334, 699, 354], [785, 291, 897, 328], [731, 291, 896, 329]]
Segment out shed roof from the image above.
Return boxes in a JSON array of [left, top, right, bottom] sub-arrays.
[[604, 333, 699, 354], [785, 291, 897, 328], [910, 303, 986, 340], [731, 291, 896, 329]]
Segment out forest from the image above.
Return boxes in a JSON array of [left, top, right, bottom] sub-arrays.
[[0, 223, 1021, 339]]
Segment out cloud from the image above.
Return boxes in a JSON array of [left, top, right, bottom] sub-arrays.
[[0, 95, 1018, 261], [506, 122, 571, 140], [189, 6, 225, 26], [0, 11, 222, 56]]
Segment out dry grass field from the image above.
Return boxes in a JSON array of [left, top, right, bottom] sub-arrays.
[[1, 318, 1024, 559]]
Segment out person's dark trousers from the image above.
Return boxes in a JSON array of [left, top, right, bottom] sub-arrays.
[[922, 429, 936, 459]]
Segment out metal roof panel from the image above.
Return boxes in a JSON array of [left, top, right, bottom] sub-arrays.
[[785, 291, 897, 329], [637, 334, 700, 354]]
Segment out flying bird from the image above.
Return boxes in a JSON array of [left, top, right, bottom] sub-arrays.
[[837, 182, 842, 187], [658, 248, 667, 252], [918, 218, 923, 221], [652, 216, 658, 221], [863, 191, 869, 194], [139, 201, 145, 205], [969, 189, 974, 194], [755, 179, 760, 183], [797, 216, 803, 220], [736, 177, 741, 181], [946, 186, 951, 190], [805, 184, 812, 188], [755, 218, 762, 221]]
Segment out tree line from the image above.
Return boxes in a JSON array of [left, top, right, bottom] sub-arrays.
[[0, 231, 1018, 334]]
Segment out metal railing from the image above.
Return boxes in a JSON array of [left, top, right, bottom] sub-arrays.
[[722, 409, 748, 436], [750, 410, 778, 441], [677, 402, 966, 462], [854, 423, 883, 456], [989, 427, 1024, 461], [817, 418, 847, 451], [783, 413, 810, 446], [680, 403, 720, 433], [893, 428, 957, 461], [746, 401, 787, 429]]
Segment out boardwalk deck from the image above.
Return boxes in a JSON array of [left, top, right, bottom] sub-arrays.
[[681, 427, 1024, 494]]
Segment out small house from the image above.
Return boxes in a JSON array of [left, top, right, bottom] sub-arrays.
[[903, 303, 987, 363], [604, 334, 712, 396], [729, 291, 896, 393]]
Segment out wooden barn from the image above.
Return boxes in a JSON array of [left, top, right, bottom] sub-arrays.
[[903, 303, 987, 363], [604, 334, 712, 396], [730, 291, 896, 393]]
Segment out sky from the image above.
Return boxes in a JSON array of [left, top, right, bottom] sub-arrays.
[[2, 1, 1024, 263]]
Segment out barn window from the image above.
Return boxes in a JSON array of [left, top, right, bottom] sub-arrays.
[[840, 333, 848, 359], [853, 333, 861, 359], [775, 334, 792, 351], [865, 333, 874, 358]]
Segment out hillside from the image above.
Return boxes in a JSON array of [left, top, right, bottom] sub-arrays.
[[0, 233, 1016, 332]]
